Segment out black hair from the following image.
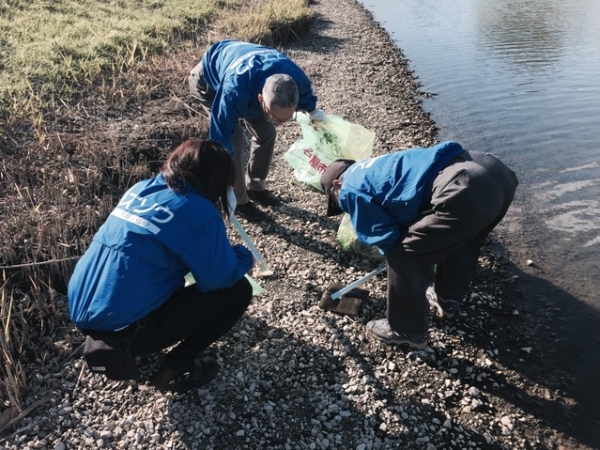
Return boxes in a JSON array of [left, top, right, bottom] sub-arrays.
[[161, 139, 235, 218]]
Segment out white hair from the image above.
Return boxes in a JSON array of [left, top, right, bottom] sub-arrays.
[[262, 74, 299, 108]]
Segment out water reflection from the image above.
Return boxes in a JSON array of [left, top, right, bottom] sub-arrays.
[[476, 0, 568, 72], [357, 0, 600, 308], [533, 180, 600, 233]]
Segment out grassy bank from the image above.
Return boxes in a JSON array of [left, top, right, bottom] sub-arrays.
[[0, 0, 312, 141], [0, 0, 311, 419]]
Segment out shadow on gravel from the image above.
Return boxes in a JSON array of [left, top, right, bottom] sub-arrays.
[[316, 317, 510, 450], [505, 264, 600, 449], [299, 11, 341, 52], [142, 317, 366, 449], [419, 243, 600, 450], [255, 204, 383, 268], [269, 206, 340, 243], [150, 315, 504, 450]]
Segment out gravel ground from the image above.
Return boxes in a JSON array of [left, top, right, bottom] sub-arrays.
[[0, 0, 590, 449]]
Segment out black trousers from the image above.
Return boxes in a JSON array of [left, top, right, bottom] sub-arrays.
[[384, 151, 518, 336], [83, 276, 252, 372]]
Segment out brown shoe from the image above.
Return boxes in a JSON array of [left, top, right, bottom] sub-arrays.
[[247, 189, 282, 207], [235, 201, 267, 222]]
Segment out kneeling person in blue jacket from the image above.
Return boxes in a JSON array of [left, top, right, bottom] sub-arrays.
[[68, 139, 254, 391], [189, 40, 325, 222], [320, 142, 518, 349]]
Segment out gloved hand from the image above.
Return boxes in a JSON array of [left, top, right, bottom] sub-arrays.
[[309, 108, 326, 121]]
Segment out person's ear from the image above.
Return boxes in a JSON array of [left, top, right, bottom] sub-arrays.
[[332, 179, 343, 189], [258, 93, 264, 103]]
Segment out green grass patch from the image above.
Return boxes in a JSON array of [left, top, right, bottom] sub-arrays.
[[0, 0, 312, 128], [216, 0, 313, 45], [0, 0, 227, 125]]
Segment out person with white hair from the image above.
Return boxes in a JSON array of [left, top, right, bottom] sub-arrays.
[[189, 40, 325, 222]]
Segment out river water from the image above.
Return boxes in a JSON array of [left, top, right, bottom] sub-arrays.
[[353, 1, 600, 442], [358, 0, 600, 309]]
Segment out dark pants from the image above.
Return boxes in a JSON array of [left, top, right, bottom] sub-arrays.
[[188, 61, 276, 205], [83, 277, 252, 372], [384, 151, 518, 336]]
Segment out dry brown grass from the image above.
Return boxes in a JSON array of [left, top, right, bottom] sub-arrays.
[[0, 0, 312, 420]]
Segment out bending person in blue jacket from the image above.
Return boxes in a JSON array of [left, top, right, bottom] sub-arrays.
[[320, 142, 518, 349], [189, 39, 325, 222], [68, 139, 254, 391]]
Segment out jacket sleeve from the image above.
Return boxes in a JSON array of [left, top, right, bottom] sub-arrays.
[[183, 217, 253, 292], [296, 77, 318, 113], [343, 190, 405, 255], [209, 86, 248, 155]]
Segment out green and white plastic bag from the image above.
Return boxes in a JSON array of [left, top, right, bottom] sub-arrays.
[[283, 112, 375, 191], [336, 214, 384, 261]]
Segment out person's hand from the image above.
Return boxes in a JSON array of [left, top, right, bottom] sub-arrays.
[[232, 244, 254, 269], [309, 108, 326, 121]]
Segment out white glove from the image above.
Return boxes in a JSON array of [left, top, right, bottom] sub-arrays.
[[309, 108, 326, 121]]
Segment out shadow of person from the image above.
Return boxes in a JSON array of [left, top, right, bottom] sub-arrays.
[[502, 257, 600, 448], [153, 313, 506, 449], [422, 242, 600, 449]]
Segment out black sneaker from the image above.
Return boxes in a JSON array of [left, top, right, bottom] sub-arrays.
[[152, 356, 220, 392], [235, 201, 267, 222], [247, 189, 282, 207], [426, 286, 460, 319], [365, 319, 428, 349]]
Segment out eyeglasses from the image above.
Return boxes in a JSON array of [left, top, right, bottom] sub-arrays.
[[261, 99, 295, 125]]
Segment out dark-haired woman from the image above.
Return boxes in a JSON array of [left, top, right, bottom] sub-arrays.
[[68, 139, 254, 391]]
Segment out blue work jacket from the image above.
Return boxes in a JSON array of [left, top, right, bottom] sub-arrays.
[[201, 40, 318, 154], [68, 174, 253, 331], [338, 141, 465, 254]]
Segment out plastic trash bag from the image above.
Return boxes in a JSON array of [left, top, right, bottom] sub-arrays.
[[283, 112, 375, 191], [336, 214, 384, 260]]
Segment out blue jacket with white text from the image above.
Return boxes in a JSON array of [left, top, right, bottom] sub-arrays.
[[337, 141, 465, 254], [68, 174, 253, 331], [201, 40, 318, 154]]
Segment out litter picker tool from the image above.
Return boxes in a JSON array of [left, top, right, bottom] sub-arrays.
[[319, 263, 387, 315], [331, 264, 386, 300], [231, 215, 274, 278]]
